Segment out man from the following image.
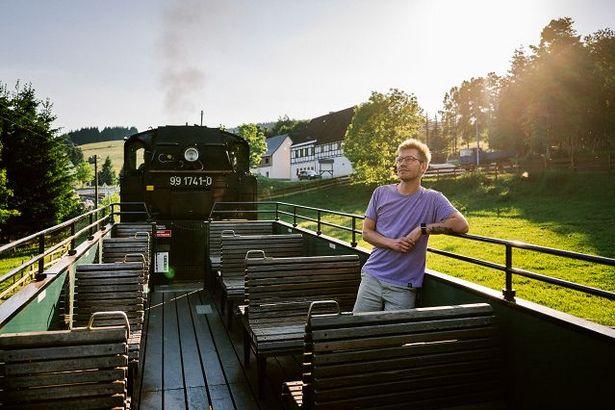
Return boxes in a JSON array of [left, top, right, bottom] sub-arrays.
[[353, 138, 469, 312]]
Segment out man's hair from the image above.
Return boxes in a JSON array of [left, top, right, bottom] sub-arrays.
[[396, 138, 431, 165]]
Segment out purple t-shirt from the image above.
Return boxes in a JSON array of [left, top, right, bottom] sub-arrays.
[[362, 185, 457, 287]]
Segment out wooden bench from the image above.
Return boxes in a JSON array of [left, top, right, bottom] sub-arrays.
[[282, 302, 505, 410], [219, 233, 304, 326], [113, 223, 154, 239], [241, 254, 361, 396], [102, 236, 151, 284], [75, 262, 146, 391], [0, 312, 130, 409], [208, 220, 274, 274]]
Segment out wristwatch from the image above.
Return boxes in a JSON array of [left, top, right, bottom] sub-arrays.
[[420, 223, 428, 235]]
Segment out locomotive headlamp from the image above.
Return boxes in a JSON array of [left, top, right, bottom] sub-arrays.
[[183, 147, 200, 162]]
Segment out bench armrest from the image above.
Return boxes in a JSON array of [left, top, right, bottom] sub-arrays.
[[88, 311, 131, 334], [307, 300, 340, 320]]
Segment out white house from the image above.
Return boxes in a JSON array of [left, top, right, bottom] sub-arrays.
[[252, 133, 293, 179], [290, 107, 355, 180]]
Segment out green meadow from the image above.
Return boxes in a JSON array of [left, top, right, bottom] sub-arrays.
[[80, 140, 125, 177], [261, 171, 615, 326]]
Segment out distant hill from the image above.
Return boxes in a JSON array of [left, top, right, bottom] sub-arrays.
[[80, 140, 124, 176], [62, 126, 138, 146]]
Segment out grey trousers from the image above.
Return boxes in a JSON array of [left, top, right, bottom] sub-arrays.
[[352, 271, 418, 313]]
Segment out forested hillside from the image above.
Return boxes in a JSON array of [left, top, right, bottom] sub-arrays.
[[62, 126, 138, 145]]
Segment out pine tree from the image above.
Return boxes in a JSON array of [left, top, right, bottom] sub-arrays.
[[0, 82, 80, 235], [98, 156, 117, 185]]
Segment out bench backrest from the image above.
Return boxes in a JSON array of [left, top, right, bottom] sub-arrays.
[[0, 323, 129, 409], [302, 303, 503, 409], [245, 255, 360, 323], [113, 223, 153, 238], [75, 262, 146, 330], [102, 238, 151, 281], [209, 221, 274, 262], [220, 234, 303, 279]]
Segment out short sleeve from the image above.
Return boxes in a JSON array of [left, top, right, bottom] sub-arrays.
[[365, 187, 380, 221], [433, 191, 458, 223]]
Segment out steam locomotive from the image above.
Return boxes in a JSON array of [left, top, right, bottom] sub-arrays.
[[120, 125, 257, 283]]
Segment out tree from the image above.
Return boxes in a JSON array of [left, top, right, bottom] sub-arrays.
[[267, 115, 308, 137], [74, 161, 94, 187], [343, 89, 423, 183], [98, 156, 117, 185], [237, 123, 267, 168], [0, 87, 20, 227], [585, 28, 615, 152], [0, 82, 80, 235]]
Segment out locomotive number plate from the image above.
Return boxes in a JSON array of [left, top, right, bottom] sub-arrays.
[[169, 175, 213, 189]]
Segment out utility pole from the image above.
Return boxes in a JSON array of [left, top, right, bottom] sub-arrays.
[[425, 113, 429, 145], [475, 119, 480, 167], [200, 110, 204, 126], [94, 155, 98, 208]]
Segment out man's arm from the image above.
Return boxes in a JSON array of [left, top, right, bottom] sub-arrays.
[[363, 217, 414, 253], [427, 211, 469, 234], [405, 211, 469, 243]]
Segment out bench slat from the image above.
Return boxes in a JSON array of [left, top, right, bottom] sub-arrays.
[[1, 341, 127, 362], [1, 395, 127, 410], [3, 355, 128, 376], [0, 327, 127, 348], [1, 368, 126, 389]]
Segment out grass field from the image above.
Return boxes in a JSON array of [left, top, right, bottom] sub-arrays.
[[80, 140, 124, 177], [262, 170, 615, 326]]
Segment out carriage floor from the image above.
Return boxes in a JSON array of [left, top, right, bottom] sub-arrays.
[[135, 285, 301, 410]]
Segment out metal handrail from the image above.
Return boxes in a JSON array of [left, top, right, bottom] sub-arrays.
[[209, 201, 615, 302], [0, 202, 151, 297], [430, 233, 615, 301]]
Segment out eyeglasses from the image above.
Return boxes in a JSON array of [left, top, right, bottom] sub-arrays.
[[395, 155, 423, 164]]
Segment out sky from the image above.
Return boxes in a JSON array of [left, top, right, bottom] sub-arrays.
[[1, 0, 614, 133]]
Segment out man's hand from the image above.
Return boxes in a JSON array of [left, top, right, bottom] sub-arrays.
[[387, 236, 415, 253]]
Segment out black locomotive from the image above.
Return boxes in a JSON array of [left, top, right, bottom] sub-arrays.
[[120, 125, 257, 283]]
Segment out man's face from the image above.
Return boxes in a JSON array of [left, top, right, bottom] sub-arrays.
[[396, 148, 427, 182]]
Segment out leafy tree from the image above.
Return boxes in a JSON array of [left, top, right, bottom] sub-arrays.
[[98, 156, 117, 185], [74, 161, 94, 187], [585, 28, 615, 152], [237, 123, 267, 168], [443, 17, 614, 163], [343, 89, 423, 183], [0, 82, 80, 235]]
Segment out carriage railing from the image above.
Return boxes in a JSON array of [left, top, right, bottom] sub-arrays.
[[0, 202, 151, 300], [209, 201, 364, 246], [210, 201, 615, 303], [0, 206, 110, 300]]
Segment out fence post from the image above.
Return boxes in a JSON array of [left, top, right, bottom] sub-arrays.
[[351, 217, 357, 247], [317, 210, 322, 235], [88, 213, 94, 240], [293, 206, 297, 227], [36, 234, 46, 281], [502, 244, 516, 301], [275, 203, 280, 221], [68, 222, 77, 256]]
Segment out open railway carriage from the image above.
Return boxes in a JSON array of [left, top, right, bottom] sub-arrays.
[[120, 126, 257, 283], [0, 124, 614, 408]]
